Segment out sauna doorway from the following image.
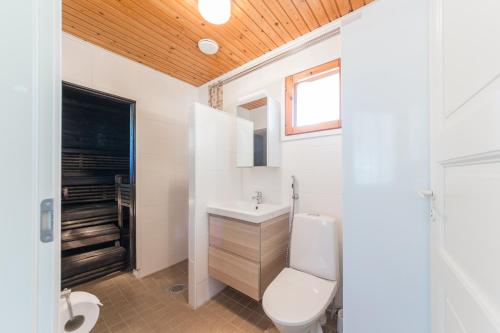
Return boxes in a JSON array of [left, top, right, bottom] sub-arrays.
[[61, 82, 136, 288]]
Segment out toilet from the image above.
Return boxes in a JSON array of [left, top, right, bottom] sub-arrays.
[[263, 213, 339, 333]]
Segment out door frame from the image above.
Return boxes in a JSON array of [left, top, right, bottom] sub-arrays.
[[37, 0, 62, 331], [429, 1, 445, 331], [61, 81, 138, 271]]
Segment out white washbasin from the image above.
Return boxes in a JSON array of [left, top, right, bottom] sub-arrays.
[[206, 201, 290, 223]]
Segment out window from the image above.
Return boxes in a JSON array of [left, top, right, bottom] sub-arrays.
[[285, 59, 341, 136]]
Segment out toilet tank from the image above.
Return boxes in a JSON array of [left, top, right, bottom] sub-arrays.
[[290, 213, 339, 281]]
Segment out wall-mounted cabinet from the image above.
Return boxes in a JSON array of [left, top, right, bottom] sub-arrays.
[[208, 213, 289, 300], [236, 93, 281, 167]]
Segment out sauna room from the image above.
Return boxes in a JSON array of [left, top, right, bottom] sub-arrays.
[[60, 82, 136, 288]]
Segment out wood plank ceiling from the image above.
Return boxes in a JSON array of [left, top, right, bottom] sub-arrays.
[[62, 0, 372, 86]]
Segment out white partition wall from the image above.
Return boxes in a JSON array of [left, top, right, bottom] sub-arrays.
[[341, 1, 430, 332], [188, 103, 242, 308], [266, 96, 281, 168]]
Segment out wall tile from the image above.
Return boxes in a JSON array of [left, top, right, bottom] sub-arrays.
[[203, 35, 344, 307], [189, 104, 242, 308], [62, 35, 93, 86], [62, 33, 198, 278]]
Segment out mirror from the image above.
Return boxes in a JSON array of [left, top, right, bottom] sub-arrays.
[[236, 94, 280, 167]]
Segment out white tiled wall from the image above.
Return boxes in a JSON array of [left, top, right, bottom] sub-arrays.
[[62, 33, 198, 278], [212, 34, 343, 225], [281, 135, 343, 220], [188, 103, 242, 308], [240, 135, 343, 222], [199, 33, 344, 305]]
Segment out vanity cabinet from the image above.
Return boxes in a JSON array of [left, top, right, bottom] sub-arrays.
[[208, 213, 289, 300]]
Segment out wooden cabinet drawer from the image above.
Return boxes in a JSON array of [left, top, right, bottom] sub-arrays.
[[260, 215, 289, 293], [208, 246, 260, 300], [209, 215, 260, 261]]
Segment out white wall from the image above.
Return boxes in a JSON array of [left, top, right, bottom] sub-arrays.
[[214, 34, 343, 223], [62, 33, 198, 277], [341, 1, 430, 332], [199, 33, 344, 305], [188, 103, 241, 308]]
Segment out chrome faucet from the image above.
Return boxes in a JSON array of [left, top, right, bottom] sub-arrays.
[[252, 191, 263, 204]]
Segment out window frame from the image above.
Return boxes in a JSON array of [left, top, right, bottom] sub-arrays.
[[285, 58, 341, 136]]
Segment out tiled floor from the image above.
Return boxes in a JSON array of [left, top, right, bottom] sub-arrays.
[[76, 260, 337, 333]]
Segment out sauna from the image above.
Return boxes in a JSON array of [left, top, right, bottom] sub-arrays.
[[61, 82, 136, 288]]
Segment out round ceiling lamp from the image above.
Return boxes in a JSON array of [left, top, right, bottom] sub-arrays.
[[198, 0, 231, 25], [198, 38, 219, 55]]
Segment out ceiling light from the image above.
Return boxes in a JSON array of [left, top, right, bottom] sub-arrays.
[[198, 39, 219, 55], [198, 0, 231, 25]]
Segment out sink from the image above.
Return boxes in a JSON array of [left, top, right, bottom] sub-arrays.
[[206, 201, 290, 223]]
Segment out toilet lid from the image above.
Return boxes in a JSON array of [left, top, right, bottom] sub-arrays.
[[262, 268, 338, 327]]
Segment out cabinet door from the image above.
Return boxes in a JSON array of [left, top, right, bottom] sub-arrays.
[[260, 214, 289, 295], [266, 95, 281, 167], [236, 117, 254, 167], [208, 247, 260, 300], [209, 215, 260, 261]]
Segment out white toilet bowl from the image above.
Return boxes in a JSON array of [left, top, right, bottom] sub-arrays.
[[263, 268, 337, 333], [262, 213, 339, 333]]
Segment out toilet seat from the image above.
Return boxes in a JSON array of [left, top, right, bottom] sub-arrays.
[[263, 268, 338, 327]]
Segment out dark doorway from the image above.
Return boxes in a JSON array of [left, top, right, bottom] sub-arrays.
[[61, 82, 136, 288]]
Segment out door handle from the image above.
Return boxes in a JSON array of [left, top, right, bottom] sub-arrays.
[[418, 189, 434, 199], [40, 198, 54, 243], [418, 189, 435, 222]]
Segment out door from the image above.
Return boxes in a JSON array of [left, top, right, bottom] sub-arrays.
[[430, 0, 500, 332], [0, 0, 61, 331]]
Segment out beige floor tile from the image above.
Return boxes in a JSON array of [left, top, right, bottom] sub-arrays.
[[77, 259, 339, 333], [92, 321, 111, 333], [219, 322, 245, 333], [108, 321, 133, 333], [103, 312, 125, 328], [230, 307, 265, 332], [147, 317, 173, 333]]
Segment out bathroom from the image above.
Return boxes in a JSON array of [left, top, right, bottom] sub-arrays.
[[4, 0, 500, 333], [49, 1, 345, 329]]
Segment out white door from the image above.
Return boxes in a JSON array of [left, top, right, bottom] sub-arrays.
[[0, 0, 61, 332], [430, 0, 500, 332]]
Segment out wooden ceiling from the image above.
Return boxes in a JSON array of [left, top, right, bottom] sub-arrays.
[[62, 0, 372, 86], [239, 97, 268, 110]]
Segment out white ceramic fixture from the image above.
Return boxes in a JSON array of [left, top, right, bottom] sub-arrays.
[[206, 201, 290, 223], [198, 39, 219, 55], [263, 213, 339, 333], [198, 0, 231, 25]]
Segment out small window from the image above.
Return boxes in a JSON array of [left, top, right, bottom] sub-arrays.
[[285, 59, 341, 136]]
